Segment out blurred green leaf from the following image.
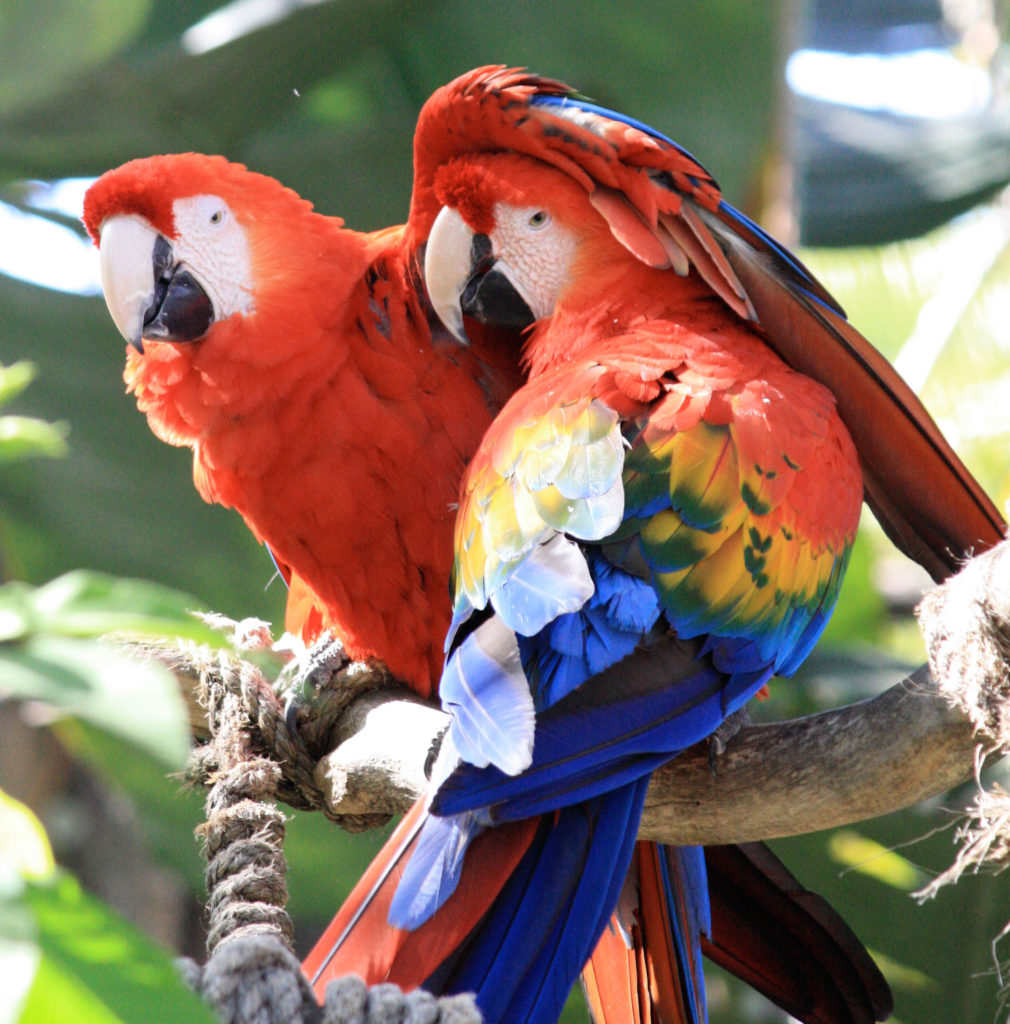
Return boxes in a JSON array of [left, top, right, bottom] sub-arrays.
[[0, 635, 189, 770], [0, 1, 150, 113], [871, 949, 941, 994], [17, 570, 221, 644], [0, 789, 55, 882], [828, 828, 926, 891], [0, 570, 224, 768], [0, 415, 69, 461], [0, 360, 69, 461], [10, 871, 216, 1024], [0, 361, 37, 406]]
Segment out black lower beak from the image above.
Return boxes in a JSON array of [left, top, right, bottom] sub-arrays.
[[139, 236, 214, 349], [461, 265, 535, 332], [142, 269, 214, 347]]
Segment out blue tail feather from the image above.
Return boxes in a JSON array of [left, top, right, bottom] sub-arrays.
[[433, 651, 769, 819], [661, 845, 711, 1024], [435, 779, 650, 1024]]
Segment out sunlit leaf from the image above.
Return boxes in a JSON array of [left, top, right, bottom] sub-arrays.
[[870, 948, 941, 993], [12, 872, 217, 1024], [828, 828, 925, 890], [0, 361, 37, 406], [24, 570, 222, 645], [0, 790, 55, 882], [0, 414, 68, 461], [0, 360, 68, 461]]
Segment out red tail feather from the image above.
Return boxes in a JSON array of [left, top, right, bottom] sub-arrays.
[[303, 800, 540, 999], [582, 843, 697, 1024], [581, 842, 892, 1024]]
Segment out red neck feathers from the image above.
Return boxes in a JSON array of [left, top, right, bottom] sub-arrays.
[[103, 165, 520, 695]]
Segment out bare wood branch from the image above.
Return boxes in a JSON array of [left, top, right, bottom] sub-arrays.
[[309, 663, 985, 843], [122, 536, 1010, 847]]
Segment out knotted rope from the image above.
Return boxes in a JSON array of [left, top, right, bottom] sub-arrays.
[[180, 633, 393, 833], [152, 623, 479, 1024]]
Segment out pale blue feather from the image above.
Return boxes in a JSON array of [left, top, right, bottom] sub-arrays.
[[491, 533, 595, 637], [440, 616, 535, 776]]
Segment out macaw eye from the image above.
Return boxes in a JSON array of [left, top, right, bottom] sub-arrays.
[[528, 210, 550, 229], [209, 209, 225, 225]]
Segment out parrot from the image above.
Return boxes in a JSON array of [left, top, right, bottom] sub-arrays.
[[82, 152, 525, 697], [302, 67, 1005, 1024], [85, 66, 1003, 1024], [80, 149, 888, 1024]]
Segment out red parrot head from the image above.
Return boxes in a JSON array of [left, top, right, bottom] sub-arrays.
[[424, 154, 597, 344], [83, 154, 325, 353]]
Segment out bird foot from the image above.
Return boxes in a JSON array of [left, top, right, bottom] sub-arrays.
[[708, 708, 751, 773], [273, 631, 349, 731]]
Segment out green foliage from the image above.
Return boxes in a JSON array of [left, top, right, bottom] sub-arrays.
[[0, 4, 1007, 1023], [0, 361, 223, 1020], [19, 873, 217, 1024], [0, 571, 216, 770], [1, 791, 216, 1024], [0, 361, 68, 462]]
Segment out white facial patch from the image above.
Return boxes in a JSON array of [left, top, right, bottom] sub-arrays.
[[171, 194, 255, 320], [490, 203, 578, 320]]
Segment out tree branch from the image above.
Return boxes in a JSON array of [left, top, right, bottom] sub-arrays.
[[123, 537, 1010, 847]]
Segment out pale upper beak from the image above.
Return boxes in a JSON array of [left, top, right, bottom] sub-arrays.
[[424, 206, 475, 344], [99, 215, 160, 352], [98, 214, 214, 353], [424, 206, 536, 345]]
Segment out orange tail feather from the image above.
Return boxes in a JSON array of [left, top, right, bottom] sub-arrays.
[[582, 842, 696, 1024]]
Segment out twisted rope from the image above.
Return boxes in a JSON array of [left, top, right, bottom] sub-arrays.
[[168, 627, 479, 1024], [182, 640, 392, 832], [182, 937, 481, 1024]]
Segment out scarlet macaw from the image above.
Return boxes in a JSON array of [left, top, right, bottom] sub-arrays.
[[80, 151, 882, 1024], [85, 68, 1000, 1024], [304, 68, 1004, 1024], [83, 153, 524, 697]]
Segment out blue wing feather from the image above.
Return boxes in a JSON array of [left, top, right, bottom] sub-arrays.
[[491, 534, 595, 637], [388, 810, 482, 930], [439, 615, 534, 775]]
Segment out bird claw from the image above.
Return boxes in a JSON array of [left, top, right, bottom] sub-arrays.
[[283, 690, 306, 737], [708, 708, 751, 773], [274, 631, 349, 712], [424, 724, 450, 780]]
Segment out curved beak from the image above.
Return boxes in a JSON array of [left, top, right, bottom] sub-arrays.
[[98, 215, 214, 353], [424, 206, 535, 344]]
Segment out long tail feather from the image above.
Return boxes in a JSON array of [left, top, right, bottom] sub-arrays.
[[582, 842, 709, 1024], [581, 840, 893, 1024], [304, 785, 651, 1024], [702, 843, 892, 1024], [439, 780, 650, 1024], [302, 799, 539, 998]]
